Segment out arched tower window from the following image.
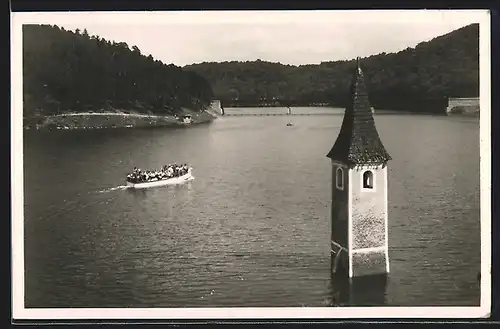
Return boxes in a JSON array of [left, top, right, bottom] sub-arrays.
[[336, 167, 344, 190], [363, 170, 374, 189]]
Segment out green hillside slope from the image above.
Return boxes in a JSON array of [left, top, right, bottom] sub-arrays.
[[185, 24, 479, 113], [23, 24, 215, 117]]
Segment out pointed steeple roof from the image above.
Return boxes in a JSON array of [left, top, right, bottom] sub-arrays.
[[326, 57, 391, 166]]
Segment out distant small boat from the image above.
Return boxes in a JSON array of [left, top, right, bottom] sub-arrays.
[[286, 122, 294, 127], [126, 168, 193, 189], [180, 115, 193, 124]]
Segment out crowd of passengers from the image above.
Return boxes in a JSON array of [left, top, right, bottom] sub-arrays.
[[126, 164, 190, 183]]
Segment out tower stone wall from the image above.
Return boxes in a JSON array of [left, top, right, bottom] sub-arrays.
[[330, 162, 349, 274], [349, 165, 389, 277]]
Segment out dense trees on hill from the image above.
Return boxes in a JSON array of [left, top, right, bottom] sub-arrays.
[[185, 24, 479, 113], [23, 24, 214, 117], [23, 23, 478, 117]]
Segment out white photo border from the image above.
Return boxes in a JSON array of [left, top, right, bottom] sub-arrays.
[[11, 9, 492, 320]]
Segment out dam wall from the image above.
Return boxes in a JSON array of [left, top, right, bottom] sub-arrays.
[[208, 100, 224, 115], [446, 97, 480, 116]]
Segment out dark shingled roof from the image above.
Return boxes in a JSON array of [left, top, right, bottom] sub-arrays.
[[326, 58, 391, 166]]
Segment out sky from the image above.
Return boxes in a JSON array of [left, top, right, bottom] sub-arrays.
[[14, 10, 483, 67]]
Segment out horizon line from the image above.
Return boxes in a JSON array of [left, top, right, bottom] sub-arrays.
[[24, 21, 477, 68], [183, 22, 475, 67]]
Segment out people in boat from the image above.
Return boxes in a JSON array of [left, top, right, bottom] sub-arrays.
[[126, 163, 190, 183]]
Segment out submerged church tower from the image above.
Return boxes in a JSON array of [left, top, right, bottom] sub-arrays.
[[327, 58, 392, 278]]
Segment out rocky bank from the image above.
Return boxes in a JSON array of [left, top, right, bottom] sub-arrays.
[[23, 108, 218, 131]]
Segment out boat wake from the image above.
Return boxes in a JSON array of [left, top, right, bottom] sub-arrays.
[[97, 177, 194, 193], [97, 185, 130, 193]]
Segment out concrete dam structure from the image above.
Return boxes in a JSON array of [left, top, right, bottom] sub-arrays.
[[207, 100, 224, 116], [223, 106, 373, 116], [446, 97, 479, 116], [223, 107, 344, 116]]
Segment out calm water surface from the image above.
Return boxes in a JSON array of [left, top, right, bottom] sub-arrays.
[[23, 107, 481, 307]]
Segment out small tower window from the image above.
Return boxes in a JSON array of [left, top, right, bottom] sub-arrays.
[[363, 170, 374, 189], [336, 167, 344, 190]]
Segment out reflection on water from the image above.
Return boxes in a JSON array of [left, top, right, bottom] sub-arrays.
[[332, 274, 388, 306], [326, 257, 388, 306], [23, 109, 480, 307]]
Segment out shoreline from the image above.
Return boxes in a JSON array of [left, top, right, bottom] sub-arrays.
[[23, 109, 218, 131]]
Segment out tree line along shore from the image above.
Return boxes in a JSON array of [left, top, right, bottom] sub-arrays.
[[23, 23, 479, 131], [23, 24, 216, 131], [186, 24, 479, 114]]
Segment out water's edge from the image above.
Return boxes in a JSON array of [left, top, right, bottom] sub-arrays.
[[23, 109, 217, 131]]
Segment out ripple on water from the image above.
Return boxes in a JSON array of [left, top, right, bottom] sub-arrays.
[[23, 113, 480, 307]]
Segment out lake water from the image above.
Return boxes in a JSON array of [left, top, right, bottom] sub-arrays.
[[22, 107, 481, 308]]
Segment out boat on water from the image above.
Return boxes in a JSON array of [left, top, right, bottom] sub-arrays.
[[286, 122, 294, 126], [126, 165, 193, 189], [181, 115, 193, 124]]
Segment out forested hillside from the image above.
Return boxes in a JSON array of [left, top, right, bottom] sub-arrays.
[[23, 24, 214, 117], [185, 24, 479, 113]]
